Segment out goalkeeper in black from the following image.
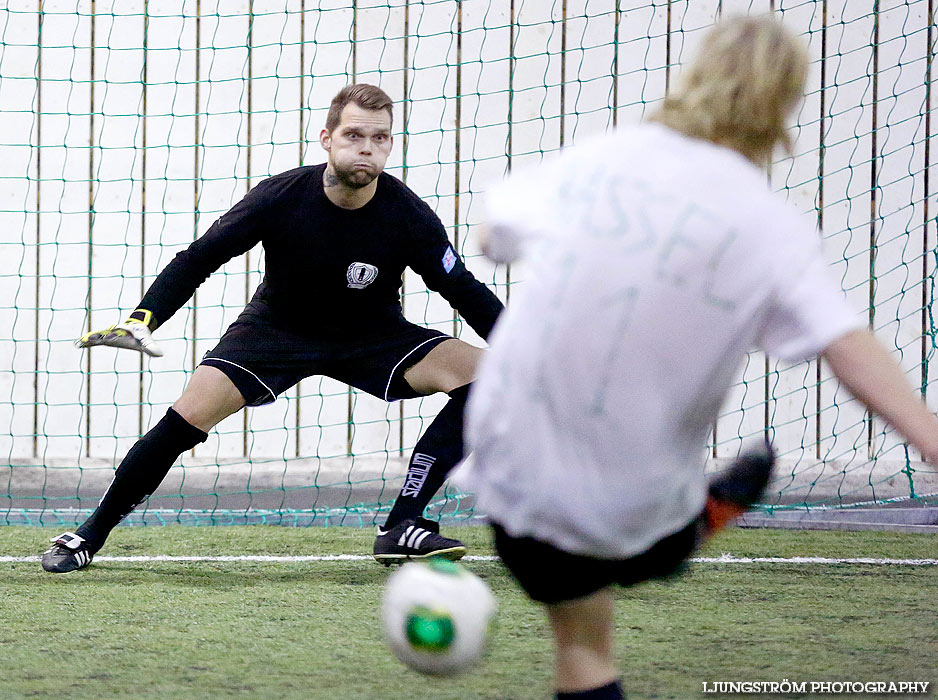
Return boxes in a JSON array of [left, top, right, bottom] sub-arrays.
[[41, 84, 504, 573]]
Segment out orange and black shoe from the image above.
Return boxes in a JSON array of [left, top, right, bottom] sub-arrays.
[[704, 442, 776, 536]]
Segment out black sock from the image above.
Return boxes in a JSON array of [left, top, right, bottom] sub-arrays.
[[75, 408, 208, 552], [383, 384, 470, 529], [557, 681, 625, 700]]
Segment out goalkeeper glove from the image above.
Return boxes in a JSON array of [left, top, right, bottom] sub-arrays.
[[76, 309, 163, 357]]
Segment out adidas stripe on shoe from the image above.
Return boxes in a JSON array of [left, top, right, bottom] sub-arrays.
[[41, 532, 95, 573], [373, 517, 467, 566]]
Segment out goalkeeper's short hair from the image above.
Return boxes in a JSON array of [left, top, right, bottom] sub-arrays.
[[325, 83, 394, 133]]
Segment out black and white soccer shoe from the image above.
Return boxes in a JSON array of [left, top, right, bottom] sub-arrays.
[[40, 532, 95, 573], [373, 517, 467, 566]]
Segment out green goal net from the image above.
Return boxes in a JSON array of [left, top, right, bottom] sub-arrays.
[[0, 0, 935, 528]]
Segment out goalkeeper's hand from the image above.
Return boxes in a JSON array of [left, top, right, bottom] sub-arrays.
[[76, 309, 163, 357]]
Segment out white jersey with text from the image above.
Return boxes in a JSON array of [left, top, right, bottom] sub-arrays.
[[466, 124, 865, 559]]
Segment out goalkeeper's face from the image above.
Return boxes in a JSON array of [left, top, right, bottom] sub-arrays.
[[321, 104, 393, 189]]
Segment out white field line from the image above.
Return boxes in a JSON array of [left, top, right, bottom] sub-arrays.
[[1, 554, 937, 565]]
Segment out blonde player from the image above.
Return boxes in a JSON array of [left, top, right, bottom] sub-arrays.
[[465, 16, 938, 700]]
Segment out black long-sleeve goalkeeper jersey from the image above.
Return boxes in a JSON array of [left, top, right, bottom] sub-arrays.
[[138, 164, 504, 341]]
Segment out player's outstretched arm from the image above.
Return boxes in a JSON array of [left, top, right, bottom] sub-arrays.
[[76, 309, 163, 357], [79, 175, 273, 354], [821, 329, 938, 465]]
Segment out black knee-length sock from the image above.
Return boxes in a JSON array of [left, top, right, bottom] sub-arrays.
[[383, 384, 471, 529], [75, 408, 208, 552], [557, 681, 625, 700]]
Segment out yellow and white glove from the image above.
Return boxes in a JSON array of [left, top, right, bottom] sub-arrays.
[[76, 309, 163, 357]]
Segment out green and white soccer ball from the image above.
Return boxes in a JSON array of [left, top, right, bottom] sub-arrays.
[[381, 559, 497, 676]]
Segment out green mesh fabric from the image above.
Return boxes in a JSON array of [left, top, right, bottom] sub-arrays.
[[0, 1, 935, 528]]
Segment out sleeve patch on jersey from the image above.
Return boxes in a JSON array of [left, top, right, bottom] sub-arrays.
[[442, 245, 458, 273]]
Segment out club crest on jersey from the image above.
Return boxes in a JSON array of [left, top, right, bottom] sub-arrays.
[[347, 262, 379, 289], [442, 245, 458, 273]]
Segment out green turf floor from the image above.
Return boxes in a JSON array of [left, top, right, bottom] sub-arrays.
[[0, 526, 935, 699]]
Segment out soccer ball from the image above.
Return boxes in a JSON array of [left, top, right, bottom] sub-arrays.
[[381, 559, 497, 676]]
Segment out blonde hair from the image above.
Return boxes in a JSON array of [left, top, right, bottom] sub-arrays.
[[649, 15, 809, 163]]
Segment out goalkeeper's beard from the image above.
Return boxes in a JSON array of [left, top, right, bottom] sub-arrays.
[[331, 162, 379, 189]]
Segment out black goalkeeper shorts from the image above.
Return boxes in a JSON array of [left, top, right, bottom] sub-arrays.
[[491, 516, 702, 605], [200, 316, 449, 407]]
